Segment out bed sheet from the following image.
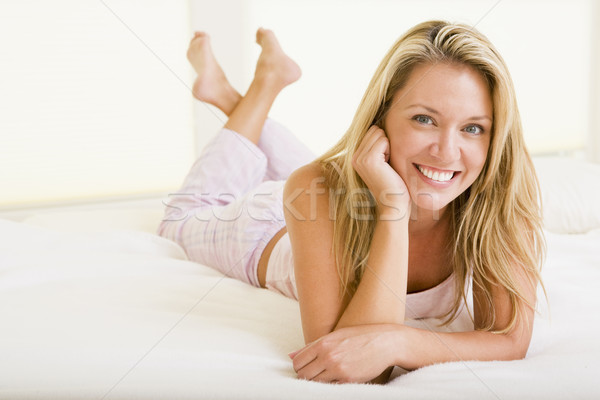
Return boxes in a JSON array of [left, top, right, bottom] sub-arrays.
[[0, 208, 598, 399]]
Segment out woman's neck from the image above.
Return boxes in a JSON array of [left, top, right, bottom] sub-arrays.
[[408, 205, 450, 236]]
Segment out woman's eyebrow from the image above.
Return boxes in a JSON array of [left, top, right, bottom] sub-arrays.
[[406, 103, 492, 122]]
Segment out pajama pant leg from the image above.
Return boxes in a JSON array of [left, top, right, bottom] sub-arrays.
[[258, 119, 316, 181], [158, 120, 315, 287]]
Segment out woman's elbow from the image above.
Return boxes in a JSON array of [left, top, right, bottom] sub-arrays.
[[509, 346, 528, 361], [513, 342, 530, 360], [504, 331, 532, 360]]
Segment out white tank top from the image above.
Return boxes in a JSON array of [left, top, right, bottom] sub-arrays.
[[265, 232, 458, 320]]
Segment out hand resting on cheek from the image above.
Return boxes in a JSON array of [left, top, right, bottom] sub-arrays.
[[351, 125, 411, 220]]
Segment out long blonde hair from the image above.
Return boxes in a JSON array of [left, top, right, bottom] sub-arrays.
[[316, 20, 545, 333]]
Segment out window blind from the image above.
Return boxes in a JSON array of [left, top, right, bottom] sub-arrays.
[[194, 0, 593, 157], [0, 0, 195, 209]]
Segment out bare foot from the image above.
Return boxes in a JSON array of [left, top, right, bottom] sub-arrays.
[[187, 32, 241, 115], [254, 28, 302, 93]]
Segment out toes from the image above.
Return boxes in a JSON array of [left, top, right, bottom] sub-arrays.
[[190, 31, 209, 44], [256, 27, 277, 47], [255, 28, 264, 44]]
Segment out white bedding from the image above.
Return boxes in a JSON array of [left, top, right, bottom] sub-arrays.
[[1, 158, 599, 399]]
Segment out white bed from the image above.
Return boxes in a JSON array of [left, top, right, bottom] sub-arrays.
[[1, 156, 599, 399]]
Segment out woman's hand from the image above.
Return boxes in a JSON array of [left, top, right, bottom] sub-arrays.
[[351, 125, 410, 219], [289, 324, 400, 384]]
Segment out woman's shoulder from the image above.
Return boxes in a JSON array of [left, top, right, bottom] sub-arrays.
[[284, 162, 331, 222], [285, 162, 330, 193], [287, 161, 326, 185]]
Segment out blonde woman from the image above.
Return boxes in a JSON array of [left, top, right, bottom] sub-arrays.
[[159, 21, 545, 384]]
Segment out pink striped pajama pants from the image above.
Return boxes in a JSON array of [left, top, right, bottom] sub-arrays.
[[157, 119, 315, 288]]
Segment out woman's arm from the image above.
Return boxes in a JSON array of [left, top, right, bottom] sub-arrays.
[[290, 321, 529, 383], [392, 321, 531, 371], [334, 216, 409, 330], [284, 164, 346, 343], [396, 272, 535, 370], [283, 173, 409, 343], [337, 126, 412, 329], [284, 127, 410, 344], [291, 258, 537, 382]]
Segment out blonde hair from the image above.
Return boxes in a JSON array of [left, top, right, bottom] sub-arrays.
[[316, 20, 546, 333]]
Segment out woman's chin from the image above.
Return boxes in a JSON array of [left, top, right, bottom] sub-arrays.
[[409, 191, 451, 218]]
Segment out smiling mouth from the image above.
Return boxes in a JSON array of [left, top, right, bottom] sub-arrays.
[[414, 164, 459, 183]]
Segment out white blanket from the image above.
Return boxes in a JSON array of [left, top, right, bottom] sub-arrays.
[[0, 206, 598, 399]]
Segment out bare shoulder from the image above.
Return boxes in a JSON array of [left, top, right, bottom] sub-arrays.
[[285, 162, 327, 189], [284, 162, 330, 222]]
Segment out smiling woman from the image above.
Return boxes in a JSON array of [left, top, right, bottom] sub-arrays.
[[383, 63, 493, 213], [158, 20, 545, 384], [312, 19, 544, 345]]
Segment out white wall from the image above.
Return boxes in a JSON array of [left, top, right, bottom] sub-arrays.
[[591, 0, 600, 162], [1, 0, 598, 218], [190, 0, 599, 159], [0, 0, 194, 210]]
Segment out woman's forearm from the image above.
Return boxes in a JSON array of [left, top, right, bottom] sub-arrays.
[[290, 322, 527, 384], [392, 324, 527, 371], [335, 216, 409, 330]]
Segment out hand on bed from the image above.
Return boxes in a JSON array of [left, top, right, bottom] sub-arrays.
[[289, 324, 398, 384]]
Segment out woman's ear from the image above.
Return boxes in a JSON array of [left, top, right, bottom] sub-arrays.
[[372, 118, 383, 129], [373, 102, 390, 130]]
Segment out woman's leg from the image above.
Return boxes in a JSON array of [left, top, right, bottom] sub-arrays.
[[190, 31, 314, 181], [188, 31, 241, 116], [165, 29, 301, 211], [158, 29, 298, 286], [223, 28, 301, 145], [257, 119, 316, 181]]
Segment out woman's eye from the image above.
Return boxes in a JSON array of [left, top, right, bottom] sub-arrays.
[[414, 115, 433, 125], [465, 125, 484, 135]]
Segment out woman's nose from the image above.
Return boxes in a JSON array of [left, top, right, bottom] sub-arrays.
[[430, 130, 460, 163]]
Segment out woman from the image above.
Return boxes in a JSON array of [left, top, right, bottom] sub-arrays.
[[158, 21, 545, 384]]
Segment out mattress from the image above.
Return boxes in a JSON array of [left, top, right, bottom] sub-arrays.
[[0, 156, 599, 399]]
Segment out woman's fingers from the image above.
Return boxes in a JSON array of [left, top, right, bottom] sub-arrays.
[[355, 125, 385, 156], [297, 363, 327, 381], [291, 346, 317, 372], [292, 343, 336, 381], [294, 355, 327, 381], [370, 135, 391, 162], [354, 127, 390, 169], [291, 325, 400, 384], [353, 136, 391, 176], [293, 350, 350, 383], [310, 369, 342, 384]]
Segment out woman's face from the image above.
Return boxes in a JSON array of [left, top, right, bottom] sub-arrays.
[[383, 62, 493, 215]]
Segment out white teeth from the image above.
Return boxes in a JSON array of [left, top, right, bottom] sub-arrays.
[[417, 165, 454, 182]]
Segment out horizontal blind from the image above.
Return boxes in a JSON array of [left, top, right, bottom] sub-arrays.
[[0, 0, 195, 209], [199, 0, 593, 156]]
